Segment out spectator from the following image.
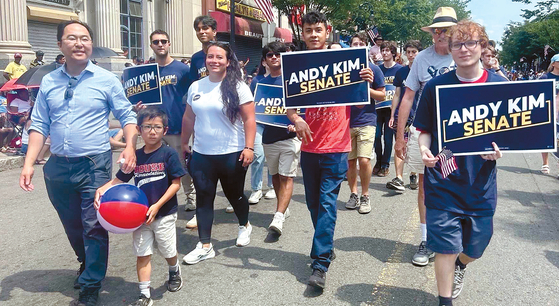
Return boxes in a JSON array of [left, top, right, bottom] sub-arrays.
[[3, 53, 27, 81], [30, 50, 45, 68], [55, 54, 65, 65]]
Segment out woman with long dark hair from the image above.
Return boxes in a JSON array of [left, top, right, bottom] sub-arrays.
[[180, 41, 256, 264]]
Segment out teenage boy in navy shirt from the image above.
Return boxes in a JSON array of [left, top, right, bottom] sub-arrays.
[[95, 108, 187, 306], [413, 20, 504, 306]]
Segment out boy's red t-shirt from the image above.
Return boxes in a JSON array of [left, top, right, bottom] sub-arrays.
[[301, 106, 351, 154]]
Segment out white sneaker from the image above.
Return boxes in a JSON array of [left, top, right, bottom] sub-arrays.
[[236, 222, 252, 246], [225, 205, 234, 213], [184, 196, 196, 211], [268, 212, 285, 235], [284, 207, 291, 219], [248, 190, 262, 204], [264, 189, 276, 199], [185, 214, 197, 229], [182, 242, 215, 264]]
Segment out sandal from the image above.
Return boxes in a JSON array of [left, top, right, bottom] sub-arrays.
[[541, 164, 550, 174]]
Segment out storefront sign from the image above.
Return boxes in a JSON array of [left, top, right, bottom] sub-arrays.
[[216, 0, 266, 22], [43, 0, 70, 5], [436, 80, 557, 155]]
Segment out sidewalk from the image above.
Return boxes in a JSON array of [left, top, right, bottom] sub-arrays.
[[0, 152, 24, 172]]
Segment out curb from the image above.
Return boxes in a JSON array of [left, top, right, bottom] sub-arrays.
[[0, 154, 24, 172]]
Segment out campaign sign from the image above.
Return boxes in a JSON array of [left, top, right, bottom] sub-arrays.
[[254, 83, 304, 127], [436, 80, 557, 156], [122, 63, 162, 105], [376, 82, 396, 110], [281, 47, 370, 109]]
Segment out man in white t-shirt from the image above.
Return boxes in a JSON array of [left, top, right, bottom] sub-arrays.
[[394, 6, 457, 267]]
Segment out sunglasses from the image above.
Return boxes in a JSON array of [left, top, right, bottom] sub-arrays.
[[266, 52, 280, 58], [152, 39, 169, 45], [64, 77, 78, 100], [431, 28, 449, 35]]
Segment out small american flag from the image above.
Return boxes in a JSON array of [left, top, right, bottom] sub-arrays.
[[437, 147, 457, 178], [255, 0, 275, 24], [367, 26, 379, 43]]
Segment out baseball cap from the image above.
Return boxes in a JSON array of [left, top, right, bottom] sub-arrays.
[[14, 53, 22, 58], [551, 54, 559, 63], [36, 50, 44, 56]]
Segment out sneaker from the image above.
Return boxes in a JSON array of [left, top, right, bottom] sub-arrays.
[[183, 242, 215, 264], [345, 193, 359, 210], [184, 196, 196, 211], [225, 205, 234, 213], [452, 264, 467, 298], [411, 241, 435, 266], [308, 269, 326, 289], [386, 177, 405, 192], [236, 222, 252, 246], [166, 267, 183, 292], [284, 207, 291, 219], [268, 212, 285, 235], [129, 294, 153, 306], [378, 166, 390, 177], [264, 189, 276, 199], [248, 190, 262, 204], [185, 214, 197, 229], [358, 195, 372, 214], [74, 261, 85, 289], [330, 250, 336, 261], [71, 288, 100, 306], [409, 174, 418, 190]]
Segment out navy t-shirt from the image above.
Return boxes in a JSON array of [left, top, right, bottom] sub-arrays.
[[393, 65, 421, 123], [250, 74, 266, 92], [157, 60, 190, 135], [413, 70, 507, 216], [254, 75, 297, 144], [116, 145, 187, 218], [190, 50, 208, 81], [349, 62, 385, 128], [378, 62, 403, 118]]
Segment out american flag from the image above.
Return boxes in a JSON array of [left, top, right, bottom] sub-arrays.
[[437, 148, 457, 178], [367, 26, 379, 43], [255, 0, 275, 24]]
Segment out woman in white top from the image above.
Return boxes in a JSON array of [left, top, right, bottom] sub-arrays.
[[181, 41, 256, 264]]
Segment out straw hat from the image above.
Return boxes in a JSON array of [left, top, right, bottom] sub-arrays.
[[421, 7, 458, 32]]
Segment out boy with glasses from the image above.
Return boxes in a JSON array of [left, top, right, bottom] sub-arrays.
[[394, 7, 457, 267], [414, 20, 505, 306], [95, 108, 187, 306]]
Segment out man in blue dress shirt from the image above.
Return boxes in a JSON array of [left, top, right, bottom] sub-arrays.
[[19, 20, 137, 306]]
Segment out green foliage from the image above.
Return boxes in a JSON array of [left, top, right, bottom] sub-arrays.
[[512, 0, 559, 20]]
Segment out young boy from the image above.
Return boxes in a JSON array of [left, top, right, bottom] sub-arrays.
[[95, 108, 187, 306], [413, 20, 504, 306]]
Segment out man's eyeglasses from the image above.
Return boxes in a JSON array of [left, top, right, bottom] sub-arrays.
[[140, 125, 166, 133], [152, 39, 169, 45], [431, 28, 449, 35], [64, 36, 92, 44], [266, 52, 280, 58], [450, 40, 481, 51], [64, 77, 78, 100]]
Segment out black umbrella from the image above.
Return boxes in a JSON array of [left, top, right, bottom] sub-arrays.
[[91, 46, 119, 59], [14, 63, 61, 86]]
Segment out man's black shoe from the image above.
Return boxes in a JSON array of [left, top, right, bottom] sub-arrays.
[[308, 269, 326, 289], [71, 288, 99, 306], [74, 261, 85, 289], [330, 250, 336, 261]]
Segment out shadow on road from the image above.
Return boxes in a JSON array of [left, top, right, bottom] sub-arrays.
[[218, 246, 311, 285], [545, 250, 559, 269], [0, 269, 138, 304], [497, 165, 533, 174], [335, 236, 417, 263], [336, 283, 438, 306]]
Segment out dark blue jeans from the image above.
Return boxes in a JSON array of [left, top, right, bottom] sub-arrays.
[[300, 151, 348, 272], [374, 108, 394, 168], [43, 151, 112, 290]]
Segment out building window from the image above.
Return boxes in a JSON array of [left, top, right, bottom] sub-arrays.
[[120, 0, 143, 60]]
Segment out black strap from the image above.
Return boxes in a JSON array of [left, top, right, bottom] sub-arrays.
[[432, 16, 457, 24]]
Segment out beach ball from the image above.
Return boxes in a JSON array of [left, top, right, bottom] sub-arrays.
[[97, 184, 149, 234]]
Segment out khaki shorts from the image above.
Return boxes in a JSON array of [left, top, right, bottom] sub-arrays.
[[405, 125, 424, 174], [349, 125, 376, 160], [133, 213, 177, 258], [263, 137, 301, 177]]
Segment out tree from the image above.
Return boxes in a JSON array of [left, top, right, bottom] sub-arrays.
[[512, 0, 559, 20]]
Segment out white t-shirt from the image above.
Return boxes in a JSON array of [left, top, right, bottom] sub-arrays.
[[405, 45, 455, 98], [10, 98, 31, 113], [187, 77, 254, 155]]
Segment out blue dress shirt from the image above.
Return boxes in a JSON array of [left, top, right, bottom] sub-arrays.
[[30, 61, 136, 157]]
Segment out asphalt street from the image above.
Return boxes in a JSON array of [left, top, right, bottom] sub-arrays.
[[0, 151, 558, 306]]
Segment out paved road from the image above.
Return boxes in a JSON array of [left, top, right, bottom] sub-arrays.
[[0, 152, 558, 305]]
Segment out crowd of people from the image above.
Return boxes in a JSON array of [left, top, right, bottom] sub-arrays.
[[14, 5, 558, 306]]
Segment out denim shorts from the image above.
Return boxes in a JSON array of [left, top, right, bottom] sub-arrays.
[[426, 208, 494, 259]]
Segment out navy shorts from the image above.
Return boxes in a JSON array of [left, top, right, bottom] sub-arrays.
[[426, 208, 494, 259]]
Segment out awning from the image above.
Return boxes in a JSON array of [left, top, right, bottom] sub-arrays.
[[210, 11, 292, 43], [27, 5, 79, 23]]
